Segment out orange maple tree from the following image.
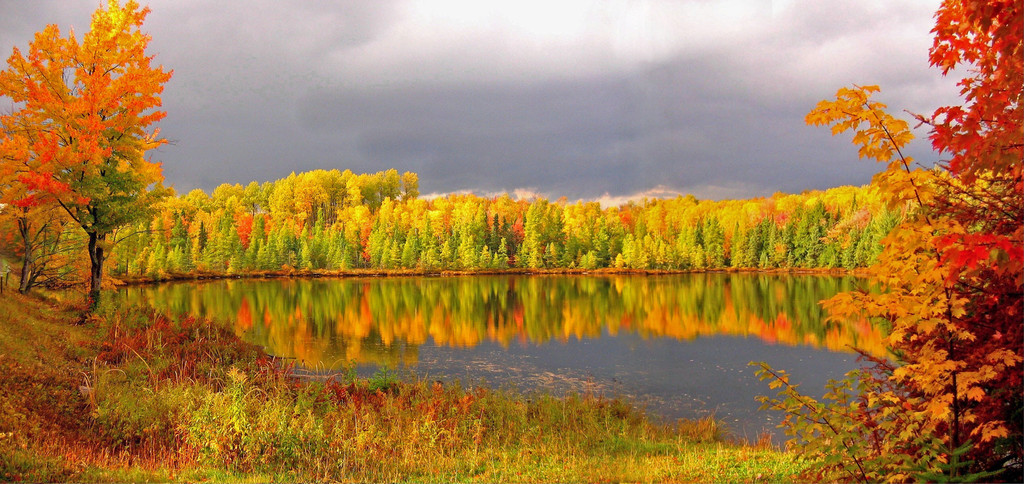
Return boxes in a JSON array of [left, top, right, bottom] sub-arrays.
[[756, 0, 1022, 481], [0, 0, 172, 307]]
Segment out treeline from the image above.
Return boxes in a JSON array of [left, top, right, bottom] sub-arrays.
[[109, 168, 902, 277]]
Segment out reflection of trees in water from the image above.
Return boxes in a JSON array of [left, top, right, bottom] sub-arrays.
[[118, 275, 886, 369]]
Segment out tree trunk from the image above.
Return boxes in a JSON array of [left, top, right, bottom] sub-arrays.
[[18, 255, 34, 293], [17, 217, 35, 294], [87, 231, 106, 311]]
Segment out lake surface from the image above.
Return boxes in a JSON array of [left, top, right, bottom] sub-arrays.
[[117, 273, 885, 441]]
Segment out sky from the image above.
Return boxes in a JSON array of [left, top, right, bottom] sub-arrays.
[[0, 0, 960, 203]]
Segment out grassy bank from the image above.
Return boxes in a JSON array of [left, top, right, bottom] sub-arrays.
[[0, 290, 807, 482]]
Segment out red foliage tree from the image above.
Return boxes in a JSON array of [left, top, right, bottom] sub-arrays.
[[757, 0, 1022, 481]]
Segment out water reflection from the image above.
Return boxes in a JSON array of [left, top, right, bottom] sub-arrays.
[[117, 274, 885, 370]]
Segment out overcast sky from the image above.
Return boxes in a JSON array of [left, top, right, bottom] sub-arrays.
[[1, 0, 960, 202]]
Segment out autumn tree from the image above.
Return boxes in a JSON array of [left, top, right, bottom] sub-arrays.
[[400, 171, 419, 201], [0, 119, 79, 292], [0, 0, 172, 307], [0, 169, 77, 292], [756, 0, 1021, 480]]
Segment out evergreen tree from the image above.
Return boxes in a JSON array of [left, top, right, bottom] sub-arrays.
[[494, 237, 510, 269], [458, 232, 478, 268], [479, 245, 493, 269], [197, 220, 208, 255], [440, 239, 455, 269], [421, 246, 440, 271], [731, 227, 748, 268], [146, 241, 166, 277], [386, 239, 401, 269], [521, 202, 545, 268], [401, 233, 419, 268], [298, 239, 313, 270], [703, 217, 726, 268], [818, 243, 839, 268], [544, 242, 560, 268], [169, 213, 188, 252], [594, 221, 611, 267], [841, 229, 862, 270], [580, 250, 598, 270], [245, 236, 262, 270], [190, 235, 204, 272]]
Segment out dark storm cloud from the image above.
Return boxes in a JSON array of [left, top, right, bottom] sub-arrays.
[[298, 77, 642, 194], [294, 47, 893, 200], [0, 0, 958, 201]]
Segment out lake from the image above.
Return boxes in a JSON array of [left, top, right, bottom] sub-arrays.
[[117, 273, 885, 441]]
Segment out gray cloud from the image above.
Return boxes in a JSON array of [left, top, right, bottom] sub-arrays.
[[0, 0, 958, 201]]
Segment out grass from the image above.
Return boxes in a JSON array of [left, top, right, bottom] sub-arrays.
[[0, 289, 809, 482]]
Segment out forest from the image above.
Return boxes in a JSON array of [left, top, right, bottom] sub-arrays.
[[97, 170, 900, 280], [4, 167, 901, 288]]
